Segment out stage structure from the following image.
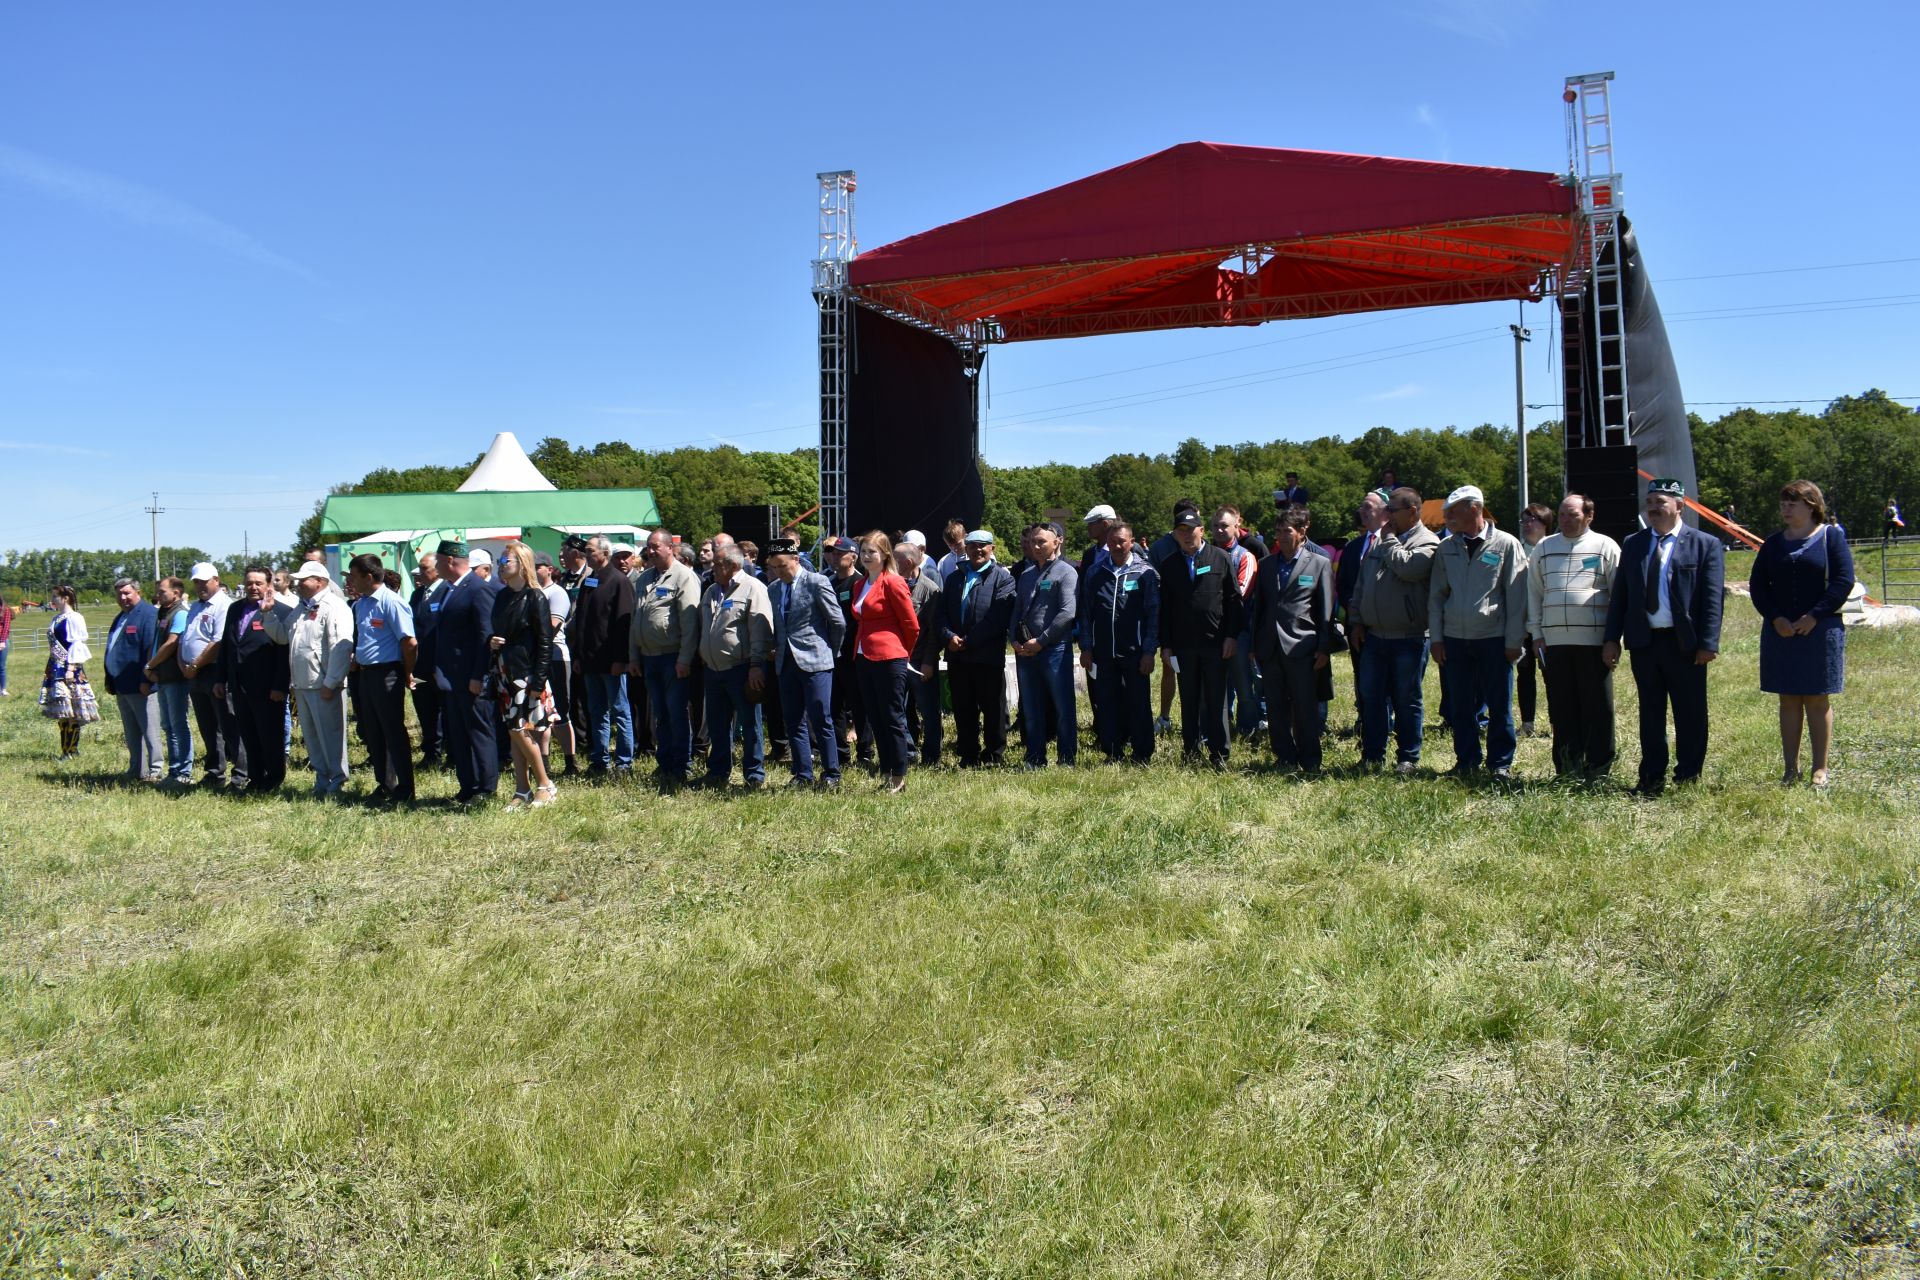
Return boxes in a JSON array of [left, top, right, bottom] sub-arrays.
[[813, 73, 1690, 545]]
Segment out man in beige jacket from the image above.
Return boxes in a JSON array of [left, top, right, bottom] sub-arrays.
[[630, 529, 703, 787], [262, 561, 355, 797], [694, 541, 774, 789]]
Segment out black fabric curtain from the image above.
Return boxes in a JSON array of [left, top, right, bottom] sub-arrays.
[[844, 306, 983, 538]]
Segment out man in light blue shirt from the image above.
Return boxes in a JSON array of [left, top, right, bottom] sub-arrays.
[[348, 553, 419, 803]]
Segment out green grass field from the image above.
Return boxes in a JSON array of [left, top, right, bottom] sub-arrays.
[[3, 600, 1918, 1277]]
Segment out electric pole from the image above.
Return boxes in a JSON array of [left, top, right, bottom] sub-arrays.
[[145, 491, 166, 580], [1511, 306, 1531, 529]]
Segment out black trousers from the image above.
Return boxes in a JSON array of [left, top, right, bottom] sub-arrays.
[[1259, 652, 1323, 770], [1093, 655, 1153, 762], [856, 657, 912, 777], [446, 686, 501, 798], [625, 669, 655, 755], [355, 662, 415, 800], [411, 676, 443, 759], [189, 670, 243, 783], [1516, 647, 1539, 724], [948, 660, 1006, 766], [233, 691, 287, 791], [1628, 630, 1708, 789], [832, 654, 872, 762], [1174, 647, 1230, 761], [1540, 644, 1615, 775]]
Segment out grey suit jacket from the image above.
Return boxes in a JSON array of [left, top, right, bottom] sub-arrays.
[[771, 569, 845, 674], [1249, 545, 1338, 664]]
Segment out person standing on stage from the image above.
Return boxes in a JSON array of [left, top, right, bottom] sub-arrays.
[[1526, 493, 1621, 778], [1427, 485, 1528, 781], [1603, 478, 1725, 797], [346, 553, 418, 803], [265, 561, 355, 797], [215, 566, 295, 793], [1159, 508, 1243, 770]]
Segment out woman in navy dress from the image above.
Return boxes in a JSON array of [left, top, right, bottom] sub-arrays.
[[1750, 480, 1855, 788]]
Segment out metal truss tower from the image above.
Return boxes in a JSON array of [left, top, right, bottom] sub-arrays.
[[1561, 71, 1630, 449], [813, 170, 856, 540]]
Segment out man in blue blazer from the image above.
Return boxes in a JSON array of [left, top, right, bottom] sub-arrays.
[[941, 529, 1016, 768], [432, 540, 502, 803], [1248, 507, 1339, 773], [103, 576, 162, 782], [763, 538, 846, 789], [1603, 478, 1725, 796]]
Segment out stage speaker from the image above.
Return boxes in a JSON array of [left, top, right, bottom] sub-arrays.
[[1565, 445, 1643, 545], [719, 504, 781, 545], [845, 306, 984, 537]]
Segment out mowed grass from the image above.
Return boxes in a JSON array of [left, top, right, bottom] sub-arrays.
[[3, 603, 1919, 1277]]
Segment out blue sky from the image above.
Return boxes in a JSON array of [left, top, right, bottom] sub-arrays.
[[1, 0, 1914, 557]]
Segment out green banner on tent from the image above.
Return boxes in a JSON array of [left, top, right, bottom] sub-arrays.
[[320, 488, 660, 537]]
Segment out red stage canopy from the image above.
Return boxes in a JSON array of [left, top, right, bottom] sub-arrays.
[[849, 142, 1580, 342]]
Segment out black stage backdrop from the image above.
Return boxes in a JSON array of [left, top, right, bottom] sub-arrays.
[[846, 306, 984, 538], [1564, 215, 1696, 541]]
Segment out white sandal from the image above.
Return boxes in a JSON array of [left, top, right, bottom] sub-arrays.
[[530, 782, 558, 808]]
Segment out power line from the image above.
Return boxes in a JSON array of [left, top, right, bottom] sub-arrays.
[[1656, 256, 1920, 284]]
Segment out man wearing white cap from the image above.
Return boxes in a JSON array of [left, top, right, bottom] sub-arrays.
[[1427, 484, 1529, 780], [469, 547, 494, 580], [1078, 503, 1117, 744], [939, 529, 1015, 767], [262, 562, 356, 797], [179, 563, 241, 788]]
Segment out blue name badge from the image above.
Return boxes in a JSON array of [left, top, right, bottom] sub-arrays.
[[1297, 573, 1315, 587], [583, 576, 598, 589], [655, 587, 670, 599], [1122, 578, 1139, 592], [1195, 564, 1214, 576], [1583, 555, 1602, 570], [429, 602, 442, 613], [721, 600, 735, 610], [1479, 550, 1501, 567], [1039, 579, 1053, 591]]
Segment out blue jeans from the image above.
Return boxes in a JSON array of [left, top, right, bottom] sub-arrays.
[[1225, 640, 1264, 736], [703, 664, 765, 783], [1016, 643, 1078, 766], [1440, 635, 1516, 770], [1358, 636, 1427, 764], [584, 672, 634, 769], [778, 661, 838, 783], [643, 652, 692, 777], [155, 680, 194, 780], [0, 639, 9, 694]]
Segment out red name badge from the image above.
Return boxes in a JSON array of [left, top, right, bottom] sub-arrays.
[[125, 625, 137, 634], [370, 617, 385, 628], [251, 620, 264, 631]]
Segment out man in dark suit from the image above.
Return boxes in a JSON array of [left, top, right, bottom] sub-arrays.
[[431, 540, 502, 803], [1159, 509, 1245, 769], [1336, 490, 1388, 737], [763, 538, 846, 789], [1277, 472, 1310, 507], [1249, 506, 1339, 773], [1603, 478, 1725, 796], [214, 565, 295, 793], [940, 529, 1016, 768], [408, 552, 446, 766]]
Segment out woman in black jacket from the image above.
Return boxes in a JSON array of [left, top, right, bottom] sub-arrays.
[[490, 541, 557, 808]]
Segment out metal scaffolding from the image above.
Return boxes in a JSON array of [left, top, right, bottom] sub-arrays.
[[1561, 71, 1631, 449], [813, 170, 856, 540]]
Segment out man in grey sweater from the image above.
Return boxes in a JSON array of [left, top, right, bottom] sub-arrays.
[[1526, 493, 1622, 777], [1427, 485, 1529, 779], [1349, 486, 1440, 774]]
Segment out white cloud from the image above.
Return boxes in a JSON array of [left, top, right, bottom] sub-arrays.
[[1413, 104, 1452, 163], [0, 438, 111, 458], [587, 405, 684, 417], [1413, 0, 1523, 45], [0, 142, 316, 281], [1368, 383, 1425, 401]]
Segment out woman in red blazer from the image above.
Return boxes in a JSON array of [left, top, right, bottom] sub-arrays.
[[852, 531, 921, 793]]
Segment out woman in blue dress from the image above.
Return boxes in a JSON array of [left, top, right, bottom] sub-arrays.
[[41, 585, 96, 759], [1750, 480, 1855, 788]]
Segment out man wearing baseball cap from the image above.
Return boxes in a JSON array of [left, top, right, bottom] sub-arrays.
[[1426, 484, 1529, 780], [262, 561, 356, 797], [179, 563, 242, 788], [1159, 508, 1244, 770]]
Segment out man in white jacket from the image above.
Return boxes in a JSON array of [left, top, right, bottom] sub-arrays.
[[1526, 493, 1622, 777], [263, 561, 356, 797]]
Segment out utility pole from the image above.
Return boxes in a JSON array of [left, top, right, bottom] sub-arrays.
[[144, 491, 166, 581], [1511, 305, 1531, 528], [243, 531, 249, 566]]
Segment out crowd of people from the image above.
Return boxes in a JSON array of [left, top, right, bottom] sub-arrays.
[[27, 473, 1861, 803]]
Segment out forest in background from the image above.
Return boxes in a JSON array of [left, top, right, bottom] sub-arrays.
[[3, 391, 1911, 597]]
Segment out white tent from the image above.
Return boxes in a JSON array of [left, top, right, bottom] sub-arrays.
[[458, 432, 557, 492]]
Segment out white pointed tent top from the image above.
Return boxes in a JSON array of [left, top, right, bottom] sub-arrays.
[[457, 432, 557, 492]]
